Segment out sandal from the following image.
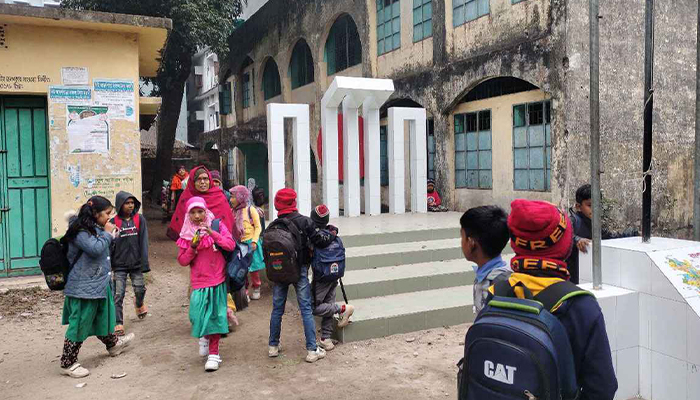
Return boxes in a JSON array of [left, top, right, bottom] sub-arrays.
[[134, 301, 148, 320], [114, 325, 125, 336]]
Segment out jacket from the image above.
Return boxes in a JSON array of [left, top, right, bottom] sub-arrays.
[[472, 257, 511, 315], [487, 273, 618, 400], [279, 212, 336, 266], [177, 224, 235, 290], [110, 191, 150, 273], [241, 205, 262, 243], [64, 227, 113, 299]]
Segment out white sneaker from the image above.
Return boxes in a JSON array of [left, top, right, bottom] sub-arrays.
[[251, 288, 261, 300], [319, 338, 335, 351], [338, 305, 355, 328], [60, 363, 90, 378], [108, 333, 135, 357], [204, 354, 222, 371], [198, 337, 209, 357], [305, 347, 326, 363], [268, 345, 280, 358]]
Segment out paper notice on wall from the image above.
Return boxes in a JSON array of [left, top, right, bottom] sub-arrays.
[[61, 67, 89, 85], [93, 79, 136, 121], [66, 105, 110, 154], [49, 86, 91, 104]]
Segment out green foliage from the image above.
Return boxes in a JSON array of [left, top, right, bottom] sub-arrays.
[[61, 0, 244, 93]]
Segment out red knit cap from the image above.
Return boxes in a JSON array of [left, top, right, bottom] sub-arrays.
[[274, 188, 298, 215], [508, 200, 573, 260]]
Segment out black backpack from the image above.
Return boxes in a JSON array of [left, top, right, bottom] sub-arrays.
[[262, 218, 302, 284], [211, 218, 252, 292], [252, 187, 266, 207], [39, 237, 83, 291]]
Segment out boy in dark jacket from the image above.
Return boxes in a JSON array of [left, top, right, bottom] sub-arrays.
[[486, 200, 617, 400], [111, 191, 150, 336], [309, 204, 354, 351], [566, 184, 639, 283], [267, 189, 351, 363]]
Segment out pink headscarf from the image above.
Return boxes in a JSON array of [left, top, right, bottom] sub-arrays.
[[229, 185, 250, 242], [177, 197, 216, 250], [167, 165, 235, 241]]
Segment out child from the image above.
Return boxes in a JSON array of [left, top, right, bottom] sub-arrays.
[[427, 179, 448, 212], [177, 197, 235, 372], [110, 191, 150, 336], [459, 205, 511, 315], [170, 165, 188, 212], [566, 184, 638, 284], [60, 196, 134, 378], [212, 170, 231, 202], [310, 204, 354, 351], [229, 186, 265, 300]]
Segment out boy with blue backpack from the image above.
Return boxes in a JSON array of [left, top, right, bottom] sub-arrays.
[[460, 200, 617, 400], [309, 205, 354, 351]]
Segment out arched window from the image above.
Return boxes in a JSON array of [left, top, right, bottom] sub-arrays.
[[324, 14, 362, 76], [262, 59, 281, 100], [310, 148, 318, 183], [290, 40, 315, 90]]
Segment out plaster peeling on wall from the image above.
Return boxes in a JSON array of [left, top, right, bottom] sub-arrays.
[[68, 163, 81, 188]]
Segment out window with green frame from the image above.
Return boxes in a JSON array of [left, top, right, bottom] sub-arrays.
[[513, 100, 552, 191], [427, 118, 435, 180], [377, 0, 401, 55], [413, 0, 432, 42], [453, 0, 489, 27], [325, 14, 362, 76], [262, 59, 281, 100], [242, 73, 251, 109], [454, 110, 492, 189], [380, 125, 389, 186], [290, 40, 314, 90]]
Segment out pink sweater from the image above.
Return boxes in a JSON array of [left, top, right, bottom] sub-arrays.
[[177, 225, 235, 290]]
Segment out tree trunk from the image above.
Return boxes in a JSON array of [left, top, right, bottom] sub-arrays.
[[149, 62, 192, 202]]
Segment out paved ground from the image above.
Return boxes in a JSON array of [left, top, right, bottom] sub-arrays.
[[0, 210, 466, 400]]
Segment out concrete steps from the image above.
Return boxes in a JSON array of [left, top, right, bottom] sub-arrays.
[[345, 238, 464, 270]]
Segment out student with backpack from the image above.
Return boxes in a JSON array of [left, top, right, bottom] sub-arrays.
[[59, 196, 135, 378], [177, 197, 235, 371], [264, 188, 335, 363], [229, 185, 265, 300], [110, 191, 150, 336], [309, 205, 354, 351], [460, 200, 617, 400], [459, 206, 512, 315]]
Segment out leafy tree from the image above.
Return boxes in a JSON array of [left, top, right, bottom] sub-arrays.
[[62, 0, 244, 201]]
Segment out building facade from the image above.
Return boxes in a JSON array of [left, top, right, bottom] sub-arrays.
[[0, 4, 170, 276], [215, 0, 698, 236]]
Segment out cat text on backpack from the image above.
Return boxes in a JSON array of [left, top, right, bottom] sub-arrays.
[[484, 360, 517, 385]]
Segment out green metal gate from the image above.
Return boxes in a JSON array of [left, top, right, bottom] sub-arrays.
[[0, 97, 51, 277]]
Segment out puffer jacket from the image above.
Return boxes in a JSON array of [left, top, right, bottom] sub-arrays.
[[64, 228, 113, 299]]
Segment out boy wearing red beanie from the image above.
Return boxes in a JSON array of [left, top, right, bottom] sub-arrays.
[[268, 189, 341, 363], [487, 199, 617, 400]]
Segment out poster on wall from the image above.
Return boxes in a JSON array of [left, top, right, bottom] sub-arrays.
[[61, 67, 90, 86], [66, 105, 110, 154], [93, 79, 136, 121], [48, 86, 91, 104]]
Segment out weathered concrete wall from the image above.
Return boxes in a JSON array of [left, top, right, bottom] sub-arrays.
[[565, 0, 699, 237], [0, 22, 143, 234]]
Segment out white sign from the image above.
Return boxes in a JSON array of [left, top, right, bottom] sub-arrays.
[[66, 105, 110, 154], [61, 67, 90, 85], [48, 86, 91, 104], [93, 79, 136, 121]]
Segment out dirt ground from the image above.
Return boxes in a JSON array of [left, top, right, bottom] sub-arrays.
[[0, 211, 467, 400]]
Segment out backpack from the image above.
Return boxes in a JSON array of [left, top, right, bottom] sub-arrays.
[[458, 280, 592, 400], [39, 237, 83, 291], [262, 218, 302, 284], [252, 187, 266, 207], [311, 235, 346, 283]]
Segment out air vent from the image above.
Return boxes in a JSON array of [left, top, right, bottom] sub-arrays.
[[0, 25, 6, 50]]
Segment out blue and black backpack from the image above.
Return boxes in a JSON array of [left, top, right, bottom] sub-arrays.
[[458, 280, 592, 400], [311, 234, 346, 283]]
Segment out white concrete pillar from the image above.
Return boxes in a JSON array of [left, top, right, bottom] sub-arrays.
[[388, 107, 428, 214], [321, 100, 340, 218], [266, 103, 311, 220], [342, 95, 361, 217], [363, 100, 381, 216]]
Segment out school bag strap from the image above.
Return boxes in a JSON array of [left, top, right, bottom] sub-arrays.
[[493, 279, 592, 313], [113, 214, 140, 231], [211, 218, 221, 233]]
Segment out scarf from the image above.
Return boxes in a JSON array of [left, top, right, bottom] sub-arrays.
[[177, 197, 216, 250], [229, 185, 251, 242]]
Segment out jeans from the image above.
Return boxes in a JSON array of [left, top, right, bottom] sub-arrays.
[[268, 267, 317, 351], [112, 270, 146, 325]]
